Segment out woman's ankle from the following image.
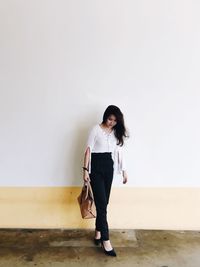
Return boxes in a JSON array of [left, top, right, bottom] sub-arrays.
[[95, 230, 101, 239]]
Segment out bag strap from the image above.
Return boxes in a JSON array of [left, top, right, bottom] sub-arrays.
[[84, 181, 94, 200]]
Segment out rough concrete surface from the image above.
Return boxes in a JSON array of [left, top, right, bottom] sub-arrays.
[[0, 229, 199, 267]]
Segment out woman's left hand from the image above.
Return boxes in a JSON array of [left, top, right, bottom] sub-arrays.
[[122, 171, 128, 184]]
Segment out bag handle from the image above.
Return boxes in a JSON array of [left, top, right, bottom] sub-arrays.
[[84, 181, 94, 200]]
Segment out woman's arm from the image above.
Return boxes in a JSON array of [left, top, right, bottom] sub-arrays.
[[118, 146, 128, 184], [82, 125, 97, 182], [83, 147, 90, 170], [83, 147, 91, 182]]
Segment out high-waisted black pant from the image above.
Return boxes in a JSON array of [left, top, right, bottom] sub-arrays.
[[89, 152, 114, 241]]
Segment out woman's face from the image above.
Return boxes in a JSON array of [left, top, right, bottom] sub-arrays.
[[105, 115, 117, 128]]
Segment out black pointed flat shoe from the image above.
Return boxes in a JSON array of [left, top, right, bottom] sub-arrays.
[[94, 238, 101, 246], [100, 240, 117, 257]]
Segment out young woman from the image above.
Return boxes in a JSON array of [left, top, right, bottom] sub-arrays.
[[82, 105, 129, 257]]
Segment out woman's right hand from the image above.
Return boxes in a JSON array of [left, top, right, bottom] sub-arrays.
[[83, 171, 90, 183]]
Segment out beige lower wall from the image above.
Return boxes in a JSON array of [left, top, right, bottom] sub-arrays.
[[0, 187, 200, 230]]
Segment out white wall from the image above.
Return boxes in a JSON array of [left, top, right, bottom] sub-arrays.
[[0, 0, 200, 186]]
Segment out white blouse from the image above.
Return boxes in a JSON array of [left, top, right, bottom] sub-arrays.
[[85, 124, 126, 175]]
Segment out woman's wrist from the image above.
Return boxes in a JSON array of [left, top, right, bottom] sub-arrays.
[[82, 166, 89, 172]]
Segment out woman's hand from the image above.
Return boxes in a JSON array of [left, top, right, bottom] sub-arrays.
[[83, 170, 91, 183], [122, 171, 128, 184]]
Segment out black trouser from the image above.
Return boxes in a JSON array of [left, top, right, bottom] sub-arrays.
[[89, 152, 114, 241]]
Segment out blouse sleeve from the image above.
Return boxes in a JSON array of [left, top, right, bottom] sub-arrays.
[[85, 125, 97, 174], [117, 145, 127, 174]]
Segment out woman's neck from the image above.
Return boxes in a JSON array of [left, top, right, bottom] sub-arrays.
[[100, 123, 113, 133]]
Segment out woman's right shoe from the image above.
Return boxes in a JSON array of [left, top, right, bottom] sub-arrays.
[[100, 240, 117, 257], [93, 238, 101, 246]]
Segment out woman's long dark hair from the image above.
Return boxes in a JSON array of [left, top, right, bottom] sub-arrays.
[[102, 105, 129, 146]]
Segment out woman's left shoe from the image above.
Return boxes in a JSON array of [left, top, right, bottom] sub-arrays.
[[100, 240, 117, 257]]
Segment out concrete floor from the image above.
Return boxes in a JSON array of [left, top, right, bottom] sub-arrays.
[[0, 229, 199, 267]]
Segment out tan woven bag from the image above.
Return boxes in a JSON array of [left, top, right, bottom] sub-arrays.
[[77, 181, 96, 219]]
